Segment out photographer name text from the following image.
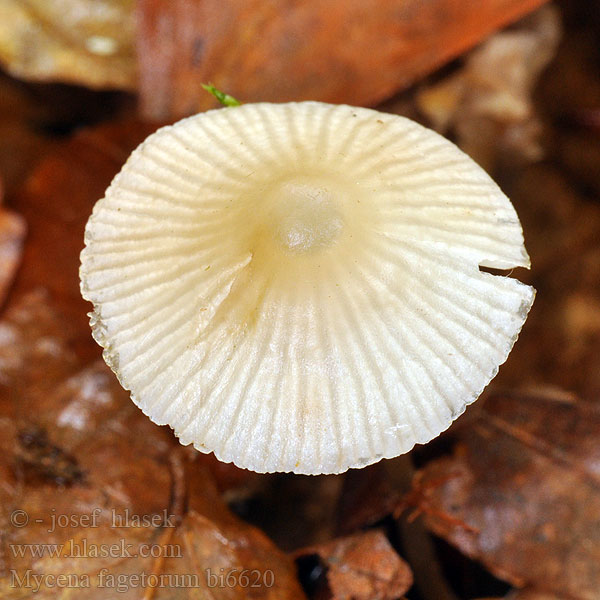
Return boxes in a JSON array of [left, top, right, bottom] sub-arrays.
[[10, 508, 176, 533]]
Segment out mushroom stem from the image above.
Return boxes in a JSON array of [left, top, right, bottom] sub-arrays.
[[386, 456, 460, 600]]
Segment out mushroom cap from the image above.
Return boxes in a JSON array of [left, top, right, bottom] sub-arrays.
[[80, 102, 534, 475]]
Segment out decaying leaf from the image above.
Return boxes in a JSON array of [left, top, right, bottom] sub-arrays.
[[0, 293, 171, 586], [137, 0, 549, 120], [296, 530, 412, 600], [493, 165, 600, 400], [0, 289, 76, 388], [0, 291, 305, 599], [9, 120, 155, 361], [414, 389, 600, 600], [0, 73, 56, 196], [0, 0, 136, 89], [417, 4, 561, 170]]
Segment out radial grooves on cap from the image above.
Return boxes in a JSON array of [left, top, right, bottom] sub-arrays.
[[266, 287, 295, 470], [334, 275, 395, 456], [376, 306, 439, 442], [313, 275, 344, 471], [184, 330, 256, 443], [367, 240, 499, 358], [81, 101, 534, 475], [252, 292, 290, 470], [356, 262, 461, 427], [329, 263, 377, 465], [223, 293, 279, 464]]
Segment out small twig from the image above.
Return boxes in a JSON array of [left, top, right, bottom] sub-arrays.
[[142, 450, 186, 600], [394, 471, 480, 535]]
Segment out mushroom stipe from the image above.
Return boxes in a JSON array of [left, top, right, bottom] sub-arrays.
[[80, 102, 535, 475]]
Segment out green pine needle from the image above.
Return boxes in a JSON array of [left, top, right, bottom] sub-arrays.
[[201, 83, 241, 107]]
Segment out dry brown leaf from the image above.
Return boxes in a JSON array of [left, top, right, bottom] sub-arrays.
[[0, 289, 76, 392], [0, 0, 136, 89], [2, 458, 304, 598], [414, 389, 600, 600], [0, 73, 56, 196], [0, 293, 173, 591], [136, 0, 549, 120], [9, 120, 156, 362], [492, 165, 600, 400], [0, 291, 305, 599], [555, 130, 600, 198], [296, 530, 412, 600], [417, 5, 561, 170]]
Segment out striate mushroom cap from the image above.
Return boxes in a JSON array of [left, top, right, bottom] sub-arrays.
[[80, 101, 535, 475]]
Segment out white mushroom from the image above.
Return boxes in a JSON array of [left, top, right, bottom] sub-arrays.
[[80, 102, 534, 475]]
